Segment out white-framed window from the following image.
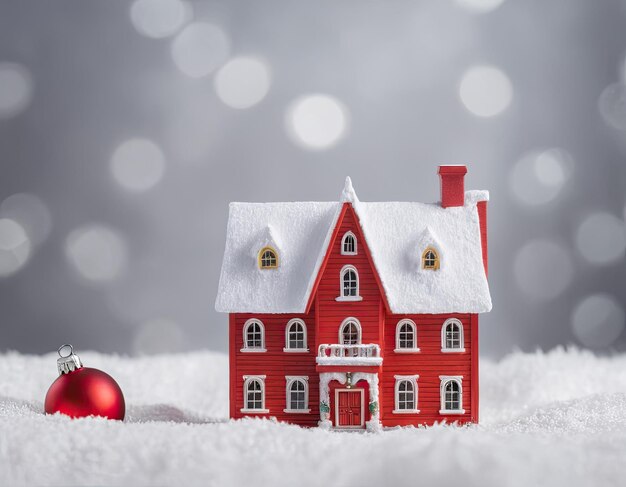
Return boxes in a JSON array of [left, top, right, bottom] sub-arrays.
[[241, 319, 266, 352], [339, 317, 362, 345], [341, 231, 357, 255], [395, 319, 420, 353], [336, 265, 362, 301], [393, 375, 420, 414], [241, 375, 269, 414], [441, 318, 465, 352], [439, 376, 464, 415], [284, 319, 308, 352], [284, 376, 310, 413]]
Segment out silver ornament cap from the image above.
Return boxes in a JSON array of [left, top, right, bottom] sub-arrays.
[[56, 344, 83, 376]]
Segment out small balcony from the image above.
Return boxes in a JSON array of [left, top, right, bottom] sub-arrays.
[[316, 344, 383, 366]]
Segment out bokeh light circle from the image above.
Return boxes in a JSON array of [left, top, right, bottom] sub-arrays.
[[571, 294, 625, 348], [134, 318, 185, 355], [514, 239, 574, 300], [170, 22, 230, 78], [65, 225, 128, 282], [598, 83, 626, 131], [214, 57, 271, 109], [0, 218, 31, 277], [130, 0, 188, 39], [456, 0, 506, 13], [111, 138, 166, 192], [0, 62, 33, 118], [576, 212, 626, 264], [286, 94, 349, 150], [0, 193, 52, 246], [510, 148, 572, 205], [459, 65, 513, 117]]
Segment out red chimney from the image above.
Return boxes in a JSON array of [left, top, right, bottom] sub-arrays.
[[438, 165, 467, 208]]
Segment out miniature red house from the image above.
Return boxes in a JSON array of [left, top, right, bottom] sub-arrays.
[[215, 166, 491, 430]]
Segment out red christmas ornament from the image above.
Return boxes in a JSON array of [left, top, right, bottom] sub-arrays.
[[44, 344, 125, 420]]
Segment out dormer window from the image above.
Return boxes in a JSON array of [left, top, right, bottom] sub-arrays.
[[422, 248, 439, 270], [258, 247, 278, 269], [341, 231, 357, 255]]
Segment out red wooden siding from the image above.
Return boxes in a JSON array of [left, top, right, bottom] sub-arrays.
[[381, 313, 474, 426], [314, 204, 385, 348], [230, 311, 320, 427]]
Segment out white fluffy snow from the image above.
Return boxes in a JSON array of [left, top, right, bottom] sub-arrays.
[[1, 347, 626, 486], [215, 179, 491, 314]]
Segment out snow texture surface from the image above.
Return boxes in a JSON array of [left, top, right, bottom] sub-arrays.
[[215, 179, 491, 314], [1, 347, 626, 487]]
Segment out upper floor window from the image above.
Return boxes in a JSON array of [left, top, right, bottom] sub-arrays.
[[284, 319, 307, 352], [441, 318, 465, 352], [241, 375, 268, 413], [284, 376, 310, 413], [439, 376, 464, 414], [395, 319, 419, 352], [242, 319, 266, 352], [336, 265, 362, 301], [258, 247, 278, 269], [422, 247, 440, 270], [341, 231, 357, 255], [339, 318, 361, 345], [394, 375, 419, 413]]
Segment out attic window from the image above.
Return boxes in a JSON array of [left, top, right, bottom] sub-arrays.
[[341, 231, 357, 255], [422, 248, 439, 270], [258, 247, 278, 269]]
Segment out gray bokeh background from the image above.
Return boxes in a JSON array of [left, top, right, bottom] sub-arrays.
[[1, 0, 625, 358]]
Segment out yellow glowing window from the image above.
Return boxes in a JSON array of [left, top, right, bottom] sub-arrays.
[[259, 247, 278, 269], [422, 248, 439, 270]]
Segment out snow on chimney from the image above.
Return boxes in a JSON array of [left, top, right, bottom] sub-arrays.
[[438, 165, 467, 208]]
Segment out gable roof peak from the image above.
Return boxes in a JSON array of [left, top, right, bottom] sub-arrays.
[[340, 176, 359, 204]]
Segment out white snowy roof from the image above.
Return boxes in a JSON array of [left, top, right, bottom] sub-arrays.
[[215, 179, 492, 314]]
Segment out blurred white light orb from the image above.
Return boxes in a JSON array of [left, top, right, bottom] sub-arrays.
[[459, 65, 513, 117], [0, 62, 33, 118], [286, 94, 349, 150], [576, 212, 626, 264], [456, 0, 506, 13], [134, 318, 184, 355], [214, 57, 271, 109], [0, 193, 52, 246], [130, 0, 187, 39], [0, 218, 31, 277], [65, 225, 127, 282], [171, 22, 230, 78], [514, 240, 573, 300], [510, 148, 572, 205], [572, 294, 625, 348], [111, 138, 165, 192], [598, 83, 626, 131]]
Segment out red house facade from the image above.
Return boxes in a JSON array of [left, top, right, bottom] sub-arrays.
[[215, 166, 491, 430]]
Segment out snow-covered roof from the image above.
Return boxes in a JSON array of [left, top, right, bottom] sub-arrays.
[[215, 178, 491, 314]]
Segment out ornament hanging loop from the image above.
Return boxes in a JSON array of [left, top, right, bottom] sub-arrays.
[[56, 344, 83, 376]]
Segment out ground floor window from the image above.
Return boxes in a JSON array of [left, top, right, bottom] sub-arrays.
[[439, 376, 464, 414], [241, 375, 269, 414], [284, 376, 310, 413], [393, 375, 420, 413]]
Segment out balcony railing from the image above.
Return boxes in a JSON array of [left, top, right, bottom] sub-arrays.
[[316, 344, 382, 366]]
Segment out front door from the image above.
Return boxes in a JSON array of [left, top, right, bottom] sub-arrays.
[[335, 389, 364, 429]]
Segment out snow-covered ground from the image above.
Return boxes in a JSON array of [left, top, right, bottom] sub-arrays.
[[1, 348, 626, 486]]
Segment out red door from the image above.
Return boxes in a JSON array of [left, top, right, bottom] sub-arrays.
[[336, 390, 364, 428]]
